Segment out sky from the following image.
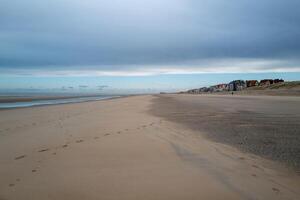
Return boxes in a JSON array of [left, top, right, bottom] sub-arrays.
[[1, 0, 300, 93]]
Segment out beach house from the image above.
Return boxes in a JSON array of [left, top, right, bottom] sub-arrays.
[[246, 80, 259, 87], [229, 80, 246, 91], [260, 79, 274, 86]]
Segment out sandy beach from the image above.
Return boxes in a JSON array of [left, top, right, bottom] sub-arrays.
[[0, 95, 300, 200]]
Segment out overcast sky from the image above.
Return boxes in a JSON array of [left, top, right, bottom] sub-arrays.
[[1, 0, 300, 77]]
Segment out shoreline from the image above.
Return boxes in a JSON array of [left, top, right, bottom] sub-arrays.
[[0, 94, 124, 103], [0, 95, 133, 110]]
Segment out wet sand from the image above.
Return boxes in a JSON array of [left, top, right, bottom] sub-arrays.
[[0, 94, 114, 103], [0, 95, 299, 200]]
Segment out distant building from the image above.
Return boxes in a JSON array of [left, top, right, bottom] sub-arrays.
[[209, 84, 229, 92], [199, 87, 209, 92], [274, 79, 284, 84], [259, 79, 284, 86], [185, 78, 285, 94], [208, 86, 215, 92], [187, 89, 200, 94], [246, 80, 258, 87], [216, 83, 229, 91], [260, 79, 274, 86], [229, 80, 246, 91], [187, 87, 212, 93]]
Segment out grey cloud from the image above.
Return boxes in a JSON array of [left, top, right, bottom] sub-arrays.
[[0, 0, 300, 73]]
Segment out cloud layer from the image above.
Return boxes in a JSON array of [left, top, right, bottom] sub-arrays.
[[1, 0, 300, 75]]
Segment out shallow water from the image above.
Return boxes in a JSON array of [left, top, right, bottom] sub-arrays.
[[0, 95, 120, 109]]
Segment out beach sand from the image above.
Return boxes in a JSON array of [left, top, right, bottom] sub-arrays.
[[0, 95, 299, 200], [151, 94, 300, 170]]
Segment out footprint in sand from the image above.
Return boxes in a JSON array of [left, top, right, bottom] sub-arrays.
[[38, 148, 49, 153], [252, 164, 259, 168], [31, 169, 37, 173], [251, 174, 257, 177], [14, 155, 26, 160], [76, 139, 84, 143], [117, 131, 121, 134], [239, 157, 245, 160], [94, 137, 99, 139], [9, 183, 15, 187], [16, 178, 20, 182], [272, 187, 280, 193], [104, 133, 110, 136], [62, 144, 68, 148], [52, 152, 57, 155]]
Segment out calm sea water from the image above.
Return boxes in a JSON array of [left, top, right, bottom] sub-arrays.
[[0, 95, 121, 109]]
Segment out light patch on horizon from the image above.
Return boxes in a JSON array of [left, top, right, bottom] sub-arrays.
[[0, 58, 299, 77]]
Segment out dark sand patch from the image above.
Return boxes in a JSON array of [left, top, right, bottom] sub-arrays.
[[38, 148, 49, 153], [14, 155, 26, 160], [272, 187, 280, 193], [150, 95, 300, 170]]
